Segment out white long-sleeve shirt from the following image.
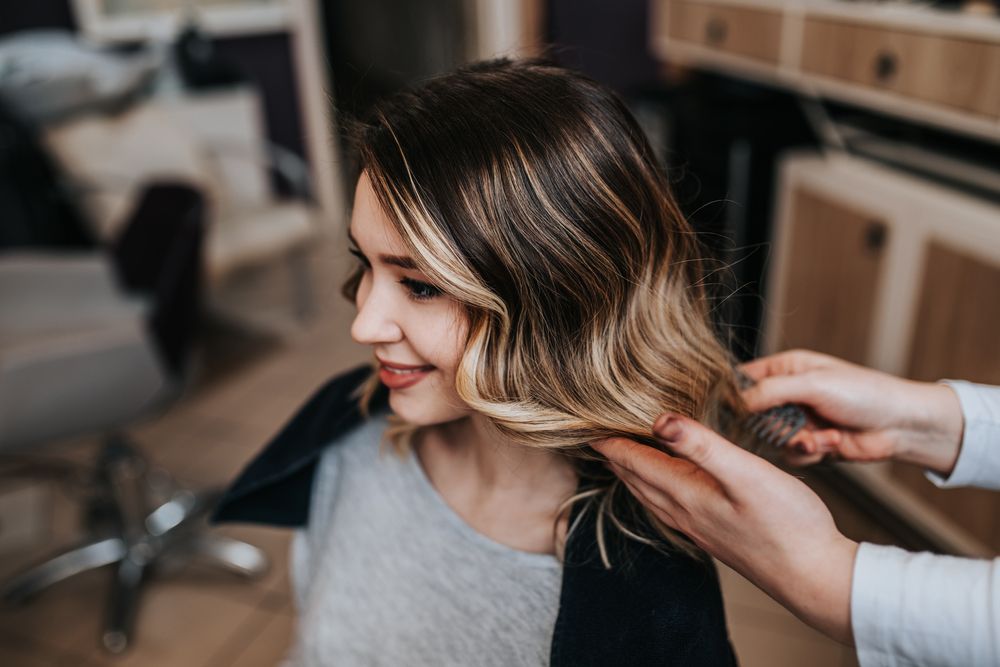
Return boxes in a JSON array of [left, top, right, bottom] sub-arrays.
[[852, 381, 1000, 667]]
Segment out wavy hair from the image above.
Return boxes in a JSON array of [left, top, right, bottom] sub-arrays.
[[342, 59, 746, 565]]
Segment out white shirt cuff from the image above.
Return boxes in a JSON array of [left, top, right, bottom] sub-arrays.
[[852, 542, 904, 667], [925, 380, 1000, 492], [851, 542, 1000, 667]]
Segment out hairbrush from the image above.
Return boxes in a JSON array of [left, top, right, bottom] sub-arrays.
[[736, 370, 808, 449]]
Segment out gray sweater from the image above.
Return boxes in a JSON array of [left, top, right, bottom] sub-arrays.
[[287, 413, 563, 666]]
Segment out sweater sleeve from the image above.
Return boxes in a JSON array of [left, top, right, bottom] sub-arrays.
[[851, 543, 1000, 667]]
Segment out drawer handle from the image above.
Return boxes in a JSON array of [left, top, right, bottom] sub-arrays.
[[874, 51, 898, 84], [705, 17, 728, 45], [864, 221, 887, 254]]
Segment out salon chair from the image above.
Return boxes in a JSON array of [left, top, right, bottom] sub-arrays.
[[0, 183, 268, 654]]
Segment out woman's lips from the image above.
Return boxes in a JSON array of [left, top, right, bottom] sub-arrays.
[[378, 362, 435, 389]]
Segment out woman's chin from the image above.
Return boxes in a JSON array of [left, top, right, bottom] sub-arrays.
[[387, 390, 468, 426]]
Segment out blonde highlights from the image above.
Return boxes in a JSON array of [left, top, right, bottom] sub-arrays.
[[345, 59, 746, 565]]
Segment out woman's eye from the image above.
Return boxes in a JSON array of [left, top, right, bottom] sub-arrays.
[[399, 278, 442, 301], [348, 243, 438, 301]]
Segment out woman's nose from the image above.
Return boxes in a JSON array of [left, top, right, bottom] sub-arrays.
[[350, 284, 403, 345]]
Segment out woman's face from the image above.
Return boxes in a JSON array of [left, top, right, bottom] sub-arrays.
[[349, 173, 471, 425]]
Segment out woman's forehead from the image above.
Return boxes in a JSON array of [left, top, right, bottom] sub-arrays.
[[351, 175, 402, 249], [350, 173, 418, 271]]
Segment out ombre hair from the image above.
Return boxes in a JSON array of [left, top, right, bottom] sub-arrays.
[[343, 58, 745, 565]]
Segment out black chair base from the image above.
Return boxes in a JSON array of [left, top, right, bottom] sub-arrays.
[[1, 435, 268, 654]]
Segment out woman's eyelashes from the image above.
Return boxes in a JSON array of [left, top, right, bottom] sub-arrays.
[[399, 277, 442, 302], [350, 245, 441, 302]]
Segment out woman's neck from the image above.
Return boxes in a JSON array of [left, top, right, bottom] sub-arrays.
[[415, 414, 577, 556], [432, 415, 573, 491]]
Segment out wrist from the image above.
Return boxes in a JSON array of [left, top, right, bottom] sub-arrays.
[[774, 535, 858, 645], [892, 382, 964, 476]]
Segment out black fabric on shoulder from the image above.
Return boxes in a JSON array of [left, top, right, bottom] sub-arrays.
[[211, 364, 384, 527], [551, 501, 738, 667]]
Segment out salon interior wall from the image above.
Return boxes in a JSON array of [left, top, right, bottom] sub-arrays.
[[0, 0, 310, 185]]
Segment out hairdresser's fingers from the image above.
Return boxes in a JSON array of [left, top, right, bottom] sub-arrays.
[[608, 457, 698, 507], [609, 462, 682, 527], [783, 429, 842, 467], [611, 455, 734, 552], [785, 428, 840, 453], [740, 349, 836, 383], [609, 458, 724, 538], [741, 374, 824, 414], [621, 476, 696, 537], [652, 415, 769, 496], [593, 437, 678, 476], [808, 428, 843, 453], [782, 445, 827, 468], [595, 438, 711, 505]]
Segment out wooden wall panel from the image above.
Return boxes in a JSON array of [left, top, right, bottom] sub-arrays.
[[775, 188, 887, 364], [891, 242, 1000, 553]]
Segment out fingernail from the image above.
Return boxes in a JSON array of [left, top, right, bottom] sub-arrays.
[[653, 414, 681, 441]]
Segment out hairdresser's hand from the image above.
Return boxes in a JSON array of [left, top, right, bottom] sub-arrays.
[[742, 350, 964, 477], [594, 418, 857, 645]]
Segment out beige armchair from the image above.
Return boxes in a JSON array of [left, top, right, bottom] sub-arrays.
[[43, 85, 321, 322]]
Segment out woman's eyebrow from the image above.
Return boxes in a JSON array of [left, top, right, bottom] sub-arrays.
[[347, 230, 419, 270]]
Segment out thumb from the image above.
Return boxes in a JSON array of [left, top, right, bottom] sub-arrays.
[[592, 436, 687, 479], [592, 436, 712, 497], [653, 414, 767, 493]]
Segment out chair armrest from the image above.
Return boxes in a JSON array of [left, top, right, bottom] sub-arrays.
[[0, 253, 149, 342], [0, 314, 167, 449], [202, 140, 315, 203]]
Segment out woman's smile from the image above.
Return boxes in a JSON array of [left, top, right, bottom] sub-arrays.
[[378, 358, 436, 389]]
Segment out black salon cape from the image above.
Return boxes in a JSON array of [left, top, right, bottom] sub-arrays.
[[212, 365, 738, 666]]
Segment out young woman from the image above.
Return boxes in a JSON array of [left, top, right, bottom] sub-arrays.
[[214, 59, 743, 666]]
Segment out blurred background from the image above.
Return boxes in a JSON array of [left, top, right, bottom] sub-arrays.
[[0, 1, 998, 665]]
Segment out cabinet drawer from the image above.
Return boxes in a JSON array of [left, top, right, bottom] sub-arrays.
[[666, 0, 783, 64], [801, 18, 1000, 118]]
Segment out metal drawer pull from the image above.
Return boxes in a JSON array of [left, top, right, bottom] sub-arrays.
[[706, 17, 728, 45], [874, 50, 899, 83]]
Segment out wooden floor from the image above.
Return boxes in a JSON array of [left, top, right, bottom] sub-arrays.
[[0, 240, 896, 666]]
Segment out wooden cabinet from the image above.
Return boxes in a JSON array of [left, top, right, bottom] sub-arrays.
[[665, 0, 783, 64], [650, 0, 1000, 139], [800, 18, 1000, 118], [766, 152, 1000, 557]]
